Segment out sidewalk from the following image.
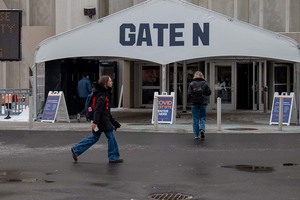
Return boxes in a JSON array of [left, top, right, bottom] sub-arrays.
[[0, 108, 299, 134]]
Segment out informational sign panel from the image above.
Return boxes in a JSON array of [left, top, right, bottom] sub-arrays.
[[269, 92, 296, 126], [41, 91, 70, 123], [0, 10, 22, 61], [152, 92, 175, 124]]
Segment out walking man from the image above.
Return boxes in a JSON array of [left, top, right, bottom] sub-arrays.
[[77, 72, 92, 121], [188, 71, 211, 139]]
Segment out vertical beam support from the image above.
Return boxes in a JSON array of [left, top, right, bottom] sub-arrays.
[[252, 61, 256, 110], [258, 62, 263, 111], [33, 64, 37, 119], [259, 0, 264, 27], [182, 61, 187, 112], [173, 62, 178, 123], [285, 0, 290, 32], [162, 64, 167, 93], [294, 63, 300, 124], [2, 62, 7, 88], [122, 60, 131, 108]]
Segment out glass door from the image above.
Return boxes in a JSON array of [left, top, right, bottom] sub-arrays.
[[141, 65, 160, 106], [274, 65, 293, 94], [214, 63, 234, 109]]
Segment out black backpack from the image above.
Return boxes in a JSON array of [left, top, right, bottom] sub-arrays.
[[190, 83, 205, 103]]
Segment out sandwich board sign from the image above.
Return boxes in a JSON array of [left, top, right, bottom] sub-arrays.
[[269, 92, 297, 126], [41, 91, 70, 123], [152, 92, 175, 124]]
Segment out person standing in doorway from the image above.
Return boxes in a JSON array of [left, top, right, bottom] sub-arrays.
[[71, 75, 123, 164], [188, 71, 211, 140], [77, 72, 92, 122]]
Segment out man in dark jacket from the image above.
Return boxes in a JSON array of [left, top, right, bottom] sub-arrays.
[[71, 75, 123, 164], [188, 71, 211, 140], [77, 73, 92, 122]]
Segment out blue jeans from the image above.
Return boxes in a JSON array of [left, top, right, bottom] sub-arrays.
[[191, 104, 207, 137], [71, 130, 120, 161]]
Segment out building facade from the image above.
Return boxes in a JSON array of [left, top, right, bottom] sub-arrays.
[[1, 0, 300, 118]]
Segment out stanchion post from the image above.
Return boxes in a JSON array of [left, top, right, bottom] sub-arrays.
[[278, 97, 283, 131], [217, 97, 221, 130], [154, 96, 158, 130]]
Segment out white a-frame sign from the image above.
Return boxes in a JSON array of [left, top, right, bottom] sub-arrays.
[[41, 91, 70, 123], [269, 92, 297, 126]]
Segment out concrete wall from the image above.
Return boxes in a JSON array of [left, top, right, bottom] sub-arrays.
[[56, 0, 99, 34]]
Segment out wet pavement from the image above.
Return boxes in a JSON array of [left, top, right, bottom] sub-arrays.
[[0, 130, 299, 200], [0, 109, 299, 199]]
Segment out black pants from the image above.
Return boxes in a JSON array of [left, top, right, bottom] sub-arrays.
[[79, 97, 87, 116]]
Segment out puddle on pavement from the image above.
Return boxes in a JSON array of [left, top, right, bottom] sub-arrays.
[[90, 182, 110, 187], [225, 128, 258, 131], [0, 170, 56, 183], [221, 165, 274, 173]]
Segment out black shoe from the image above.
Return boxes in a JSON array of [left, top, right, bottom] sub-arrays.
[[200, 130, 205, 139], [109, 159, 124, 163], [71, 149, 78, 162]]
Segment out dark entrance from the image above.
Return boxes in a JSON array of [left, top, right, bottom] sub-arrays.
[[237, 63, 253, 109], [45, 58, 99, 116]]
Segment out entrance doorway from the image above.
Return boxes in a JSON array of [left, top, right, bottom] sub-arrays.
[[45, 59, 99, 116], [236, 63, 253, 109], [213, 63, 234, 109]]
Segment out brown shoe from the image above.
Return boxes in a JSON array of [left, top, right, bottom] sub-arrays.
[[109, 158, 123, 163], [71, 149, 78, 162]]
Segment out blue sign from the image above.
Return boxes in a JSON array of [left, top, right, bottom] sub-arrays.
[[156, 96, 173, 123], [270, 96, 292, 124], [119, 22, 209, 47], [41, 95, 60, 121]]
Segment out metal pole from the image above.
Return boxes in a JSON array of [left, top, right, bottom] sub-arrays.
[[154, 96, 158, 130], [278, 97, 283, 131], [217, 97, 222, 130]]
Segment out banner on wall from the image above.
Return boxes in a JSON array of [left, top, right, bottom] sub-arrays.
[[152, 92, 175, 124]]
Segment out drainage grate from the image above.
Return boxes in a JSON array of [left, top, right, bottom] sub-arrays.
[[148, 192, 193, 200]]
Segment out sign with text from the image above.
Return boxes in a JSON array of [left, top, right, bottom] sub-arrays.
[[152, 92, 175, 124], [0, 10, 22, 61], [41, 91, 70, 123], [269, 92, 296, 126]]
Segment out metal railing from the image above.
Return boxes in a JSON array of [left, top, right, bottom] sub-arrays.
[[0, 88, 32, 117]]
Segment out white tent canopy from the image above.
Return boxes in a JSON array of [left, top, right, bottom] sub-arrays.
[[34, 0, 300, 65]]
